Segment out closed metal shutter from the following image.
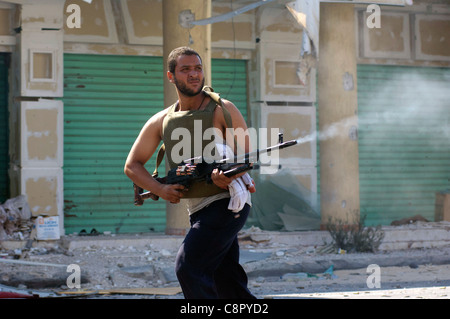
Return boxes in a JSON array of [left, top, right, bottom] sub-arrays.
[[63, 54, 248, 234], [63, 54, 166, 234], [0, 54, 9, 203], [357, 64, 450, 226], [211, 59, 248, 121]]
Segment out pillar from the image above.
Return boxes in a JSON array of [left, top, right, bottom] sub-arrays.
[[8, 1, 65, 235], [162, 0, 211, 235], [318, 3, 360, 227]]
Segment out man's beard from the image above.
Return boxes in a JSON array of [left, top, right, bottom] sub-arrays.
[[174, 76, 205, 97]]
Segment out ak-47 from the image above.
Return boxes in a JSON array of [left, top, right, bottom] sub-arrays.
[[133, 134, 297, 206]]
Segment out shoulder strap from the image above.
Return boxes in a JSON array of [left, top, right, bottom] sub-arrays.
[[152, 143, 165, 177], [152, 102, 178, 177], [203, 86, 239, 155], [202, 86, 233, 129]]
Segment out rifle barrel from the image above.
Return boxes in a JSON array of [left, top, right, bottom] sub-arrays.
[[219, 139, 298, 164]]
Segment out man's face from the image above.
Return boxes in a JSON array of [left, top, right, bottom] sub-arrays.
[[172, 54, 204, 97]]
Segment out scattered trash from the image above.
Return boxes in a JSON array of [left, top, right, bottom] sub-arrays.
[[280, 265, 338, 282], [0, 291, 37, 299], [281, 272, 318, 281], [322, 265, 338, 279], [0, 195, 34, 241], [316, 244, 336, 254], [391, 215, 429, 226]]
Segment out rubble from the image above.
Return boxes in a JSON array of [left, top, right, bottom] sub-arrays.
[[0, 195, 34, 241], [0, 221, 449, 298], [391, 215, 430, 226]]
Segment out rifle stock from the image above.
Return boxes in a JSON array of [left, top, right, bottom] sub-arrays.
[[133, 176, 166, 206]]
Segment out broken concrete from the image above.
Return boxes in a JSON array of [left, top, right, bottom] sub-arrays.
[[243, 247, 450, 277], [0, 195, 34, 241], [0, 221, 449, 298], [0, 267, 89, 289]]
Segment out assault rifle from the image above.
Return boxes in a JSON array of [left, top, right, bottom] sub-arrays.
[[133, 134, 297, 206]]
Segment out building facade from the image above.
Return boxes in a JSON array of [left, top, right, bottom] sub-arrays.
[[0, 0, 448, 235]]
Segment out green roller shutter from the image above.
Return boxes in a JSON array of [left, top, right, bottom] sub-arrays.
[[211, 59, 248, 121], [63, 54, 166, 234], [0, 54, 9, 203], [63, 54, 248, 234], [357, 64, 450, 226]]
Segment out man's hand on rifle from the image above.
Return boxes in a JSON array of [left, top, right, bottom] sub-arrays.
[[158, 183, 186, 204], [211, 168, 232, 190], [247, 179, 256, 193], [211, 168, 256, 193]]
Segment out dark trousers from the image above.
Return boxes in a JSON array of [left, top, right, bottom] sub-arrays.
[[175, 198, 256, 299]]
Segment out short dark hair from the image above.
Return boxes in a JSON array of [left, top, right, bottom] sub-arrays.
[[167, 47, 202, 74]]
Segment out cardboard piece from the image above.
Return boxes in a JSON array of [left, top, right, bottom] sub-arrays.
[[36, 216, 60, 240]]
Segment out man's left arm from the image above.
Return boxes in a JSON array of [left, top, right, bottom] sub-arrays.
[[211, 100, 256, 192]]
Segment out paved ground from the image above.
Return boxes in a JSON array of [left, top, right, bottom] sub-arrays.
[[254, 264, 450, 299], [267, 285, 450, 299], [1, 226, 450, 299]]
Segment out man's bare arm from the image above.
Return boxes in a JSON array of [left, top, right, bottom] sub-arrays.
[[124, 112, 185, 203]]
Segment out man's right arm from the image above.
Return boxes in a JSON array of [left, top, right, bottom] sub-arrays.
[[124, 112, 185, 204]]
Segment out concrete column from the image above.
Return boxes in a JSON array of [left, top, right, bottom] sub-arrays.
[[162, 0, 211, 235], [318, 3, 360, 227], [7, 1, 65, 235]]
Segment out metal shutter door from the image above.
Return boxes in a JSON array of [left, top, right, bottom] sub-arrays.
[[211, 59, 248, 121], [357, 64, 450, 225], [63, 54, 166, 234]]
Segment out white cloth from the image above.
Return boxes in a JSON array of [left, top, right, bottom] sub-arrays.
[[215, 143, 253, 213], [228, 173, 254, 213]]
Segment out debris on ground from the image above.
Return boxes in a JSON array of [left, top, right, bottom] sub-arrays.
[[0, 195, 34, 241], [391, 215, 430, 226], [0, 223, 449, 298]]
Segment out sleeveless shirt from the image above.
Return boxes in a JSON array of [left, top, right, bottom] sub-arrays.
[[161, 97, 228, 198]]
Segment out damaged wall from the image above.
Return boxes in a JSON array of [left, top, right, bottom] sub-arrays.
[[358, 2, 450, 65], [62, 0, 256, 58], [416, 14, 450, 61], [4, 0, 65, 236], [248, 2, 319, 230], [64, 0, 118, 43], [0, 3, 16, 51], [256, 4, 314, 102]]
